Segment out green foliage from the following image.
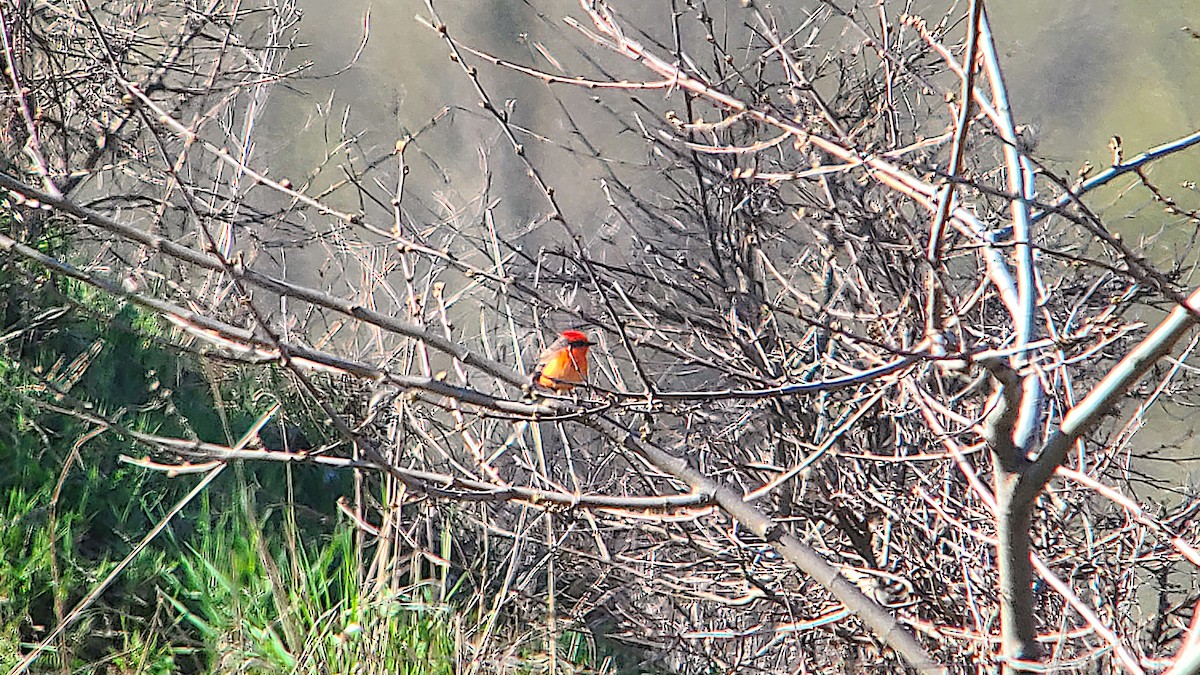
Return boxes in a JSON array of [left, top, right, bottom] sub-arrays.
[[0, 236, 347, 671], [159, 488, 465, 674]]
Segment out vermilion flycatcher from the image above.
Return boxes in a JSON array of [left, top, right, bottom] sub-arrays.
[[531, 329, 596, 392]]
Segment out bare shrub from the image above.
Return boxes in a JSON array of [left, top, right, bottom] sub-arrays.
[[5, 0, 1200, 673]]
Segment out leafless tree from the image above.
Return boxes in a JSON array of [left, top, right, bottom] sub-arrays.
[[5, 0, 1200, 673]]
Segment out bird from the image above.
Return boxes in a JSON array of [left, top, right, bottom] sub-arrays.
[[531, 329, 596, 392]]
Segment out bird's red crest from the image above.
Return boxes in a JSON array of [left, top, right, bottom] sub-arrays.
[[560, 329, 592, 345]]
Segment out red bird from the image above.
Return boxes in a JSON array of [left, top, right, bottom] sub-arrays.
[[531, 329, 596, 392]]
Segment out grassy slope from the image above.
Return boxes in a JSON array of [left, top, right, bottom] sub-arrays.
[[0, 229, 456, 672]]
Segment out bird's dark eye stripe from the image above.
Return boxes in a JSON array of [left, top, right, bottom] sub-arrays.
[[569, 339, 594, 346]]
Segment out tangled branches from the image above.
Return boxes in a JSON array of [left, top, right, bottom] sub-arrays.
[[5, 0, 1200, 672]]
